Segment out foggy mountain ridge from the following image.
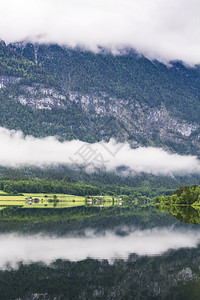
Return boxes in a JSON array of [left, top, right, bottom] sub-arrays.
[[1, 40, 200, 156]]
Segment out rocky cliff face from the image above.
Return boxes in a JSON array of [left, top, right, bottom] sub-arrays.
[[1, 41, 200, 155], [0, 75, 20, 88], [8, 82, 200, 155]]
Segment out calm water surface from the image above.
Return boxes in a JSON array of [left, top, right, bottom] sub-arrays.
[[1, 206, 200, 300]]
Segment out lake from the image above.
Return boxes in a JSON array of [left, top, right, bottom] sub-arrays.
[[0, 206, 200, 299]]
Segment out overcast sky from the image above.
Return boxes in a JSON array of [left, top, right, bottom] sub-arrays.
[[0, 0, 200, 64]]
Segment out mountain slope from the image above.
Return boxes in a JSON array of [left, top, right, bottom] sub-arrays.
[[1, 41, 200, 155]]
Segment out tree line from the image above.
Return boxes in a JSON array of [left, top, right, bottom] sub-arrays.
[[0, 179, 101, 196], [156, 185, 200, 205]]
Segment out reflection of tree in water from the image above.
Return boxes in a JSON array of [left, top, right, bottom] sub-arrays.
[[159, 205, 200, 225], [0, 206, 176, 234], [1, 248, 200, 300], [0, 206, 200, 299]]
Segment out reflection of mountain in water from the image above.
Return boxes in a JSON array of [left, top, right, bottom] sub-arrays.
[[0, 207, 200, 299], [1, 247, 200, 300]]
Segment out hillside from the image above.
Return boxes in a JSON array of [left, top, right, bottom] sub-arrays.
[[1, 40, 200, 155]]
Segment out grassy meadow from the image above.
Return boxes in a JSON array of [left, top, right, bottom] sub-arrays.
[[0, 192, 115, 208]]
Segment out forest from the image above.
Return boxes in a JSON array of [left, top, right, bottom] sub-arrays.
[[156, 185, 200, 206], [0, 179, 101, 196], [0, 177, 175, 199], [1, 41, 200, 155]]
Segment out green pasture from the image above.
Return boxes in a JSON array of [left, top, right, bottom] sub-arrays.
[[0, 192, 116, 208]]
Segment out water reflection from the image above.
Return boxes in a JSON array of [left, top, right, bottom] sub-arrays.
[[1, 246, 200, 299], [159, 205, 200, 224], [0, 226, 200, 269], [0, 207, 200, 299]]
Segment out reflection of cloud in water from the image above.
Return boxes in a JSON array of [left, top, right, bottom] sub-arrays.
[[1, 227, 200, 269]]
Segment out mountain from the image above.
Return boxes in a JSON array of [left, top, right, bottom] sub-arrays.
[[1, 40, 200, 155]]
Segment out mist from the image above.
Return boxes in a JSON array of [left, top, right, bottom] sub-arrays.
[[0, 127, 199, 176], [0, 0, 200, 65], [0, 227, 199, 269], [0, 127, 200, 175]]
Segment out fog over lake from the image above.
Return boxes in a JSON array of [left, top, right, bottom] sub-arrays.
[[0, 127, 200, 176], [1, 227, 200, 269]]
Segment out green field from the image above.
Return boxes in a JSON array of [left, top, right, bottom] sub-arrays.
[[0, 192, 115, 208]]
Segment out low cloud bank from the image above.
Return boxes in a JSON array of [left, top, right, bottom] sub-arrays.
[[0, 227, 200, 269], [0, 0, 200, 65], [0, 127, 199, 176]]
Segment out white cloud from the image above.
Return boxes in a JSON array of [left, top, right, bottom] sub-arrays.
[[0, 0, 200, 64], [0, 227, 199, 269], [0, 127, 200, 175]]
